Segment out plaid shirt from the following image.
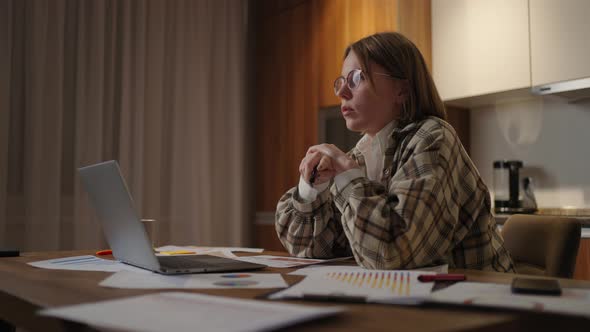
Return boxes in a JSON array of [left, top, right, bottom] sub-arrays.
[[276, 117, 514, 272]]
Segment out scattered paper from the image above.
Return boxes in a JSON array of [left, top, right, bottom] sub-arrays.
[[429, 282, 590, 318], [269, 269, 435, 304], [234, 255, 353, 268], [289, 264, 448, 276], [156, 245, 263, 254], [28, 255, 148, 274], [100, 270, 288, 289], [157, 250, 201, 255], [289, 265, 365, 276], [156, 249, 237, 259], [40, 292, 345, 332], [154, 245, 264, 258]]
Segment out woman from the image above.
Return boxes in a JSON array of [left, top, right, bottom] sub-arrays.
[[275, 32, 514, 272]]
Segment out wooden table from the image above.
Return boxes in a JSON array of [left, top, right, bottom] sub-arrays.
[[1, 250, 590, 331]]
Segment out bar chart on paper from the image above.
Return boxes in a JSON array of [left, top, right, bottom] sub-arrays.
[[269, 270, 435, 304], [325, 271, 413, 296]]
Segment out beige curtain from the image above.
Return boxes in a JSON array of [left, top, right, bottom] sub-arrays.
[[0, 0, 252, 251]]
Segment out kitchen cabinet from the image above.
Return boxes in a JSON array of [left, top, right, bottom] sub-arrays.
[[432, 0, 590, 106], [431, 0, 530, 102], [529, 0, 590, 86]]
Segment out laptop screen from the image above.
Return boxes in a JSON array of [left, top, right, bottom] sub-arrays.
[[78, 160, 159, 271]]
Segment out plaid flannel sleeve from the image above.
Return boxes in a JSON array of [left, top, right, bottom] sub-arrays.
[[330, 123, 477, 269], [275, 181, 352, 259]]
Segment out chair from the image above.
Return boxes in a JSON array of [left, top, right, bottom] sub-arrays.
[[501, 214, 581, 278]]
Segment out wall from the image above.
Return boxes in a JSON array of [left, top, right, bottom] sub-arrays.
[[470, 96, 590, 208]]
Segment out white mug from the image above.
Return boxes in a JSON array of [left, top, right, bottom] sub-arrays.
[[140, 218, 156, 247]]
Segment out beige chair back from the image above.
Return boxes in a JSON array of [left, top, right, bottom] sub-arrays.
[[501, 214, 581, 278]]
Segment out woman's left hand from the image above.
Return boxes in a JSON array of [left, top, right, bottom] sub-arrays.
[[307, 144, 359, 178]]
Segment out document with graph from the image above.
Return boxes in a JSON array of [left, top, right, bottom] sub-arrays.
[[268, 269, 436, 305]]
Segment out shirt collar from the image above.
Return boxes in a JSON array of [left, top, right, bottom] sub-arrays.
[[356, 120, 397, 154], [375, 120, 396, 153]]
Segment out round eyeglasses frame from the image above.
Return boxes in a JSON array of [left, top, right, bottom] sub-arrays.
[[333, 69, 397, 96]]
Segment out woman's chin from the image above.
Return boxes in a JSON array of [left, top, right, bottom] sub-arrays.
[[344, 119, 366, 133]]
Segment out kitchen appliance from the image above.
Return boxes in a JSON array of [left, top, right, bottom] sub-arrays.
[[493, 160, 537, 214], [531, 77, 590, 103]]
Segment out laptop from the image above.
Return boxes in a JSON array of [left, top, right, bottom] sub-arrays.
[[78, 160, 266, 274]]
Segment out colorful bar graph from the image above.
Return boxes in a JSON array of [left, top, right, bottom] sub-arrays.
[[324, 270, 413, 295]]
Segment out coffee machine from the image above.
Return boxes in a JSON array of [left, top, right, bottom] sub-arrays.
[[493, 160, 537, 214]]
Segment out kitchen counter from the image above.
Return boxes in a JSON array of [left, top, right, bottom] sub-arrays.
[[495, 214, 590, 226], [535, 208, 590, 216]]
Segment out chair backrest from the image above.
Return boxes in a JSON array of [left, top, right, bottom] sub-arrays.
[[501, 214, 581, 278]]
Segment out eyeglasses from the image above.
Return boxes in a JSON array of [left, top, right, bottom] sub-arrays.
[[333, 69, 395, 96]]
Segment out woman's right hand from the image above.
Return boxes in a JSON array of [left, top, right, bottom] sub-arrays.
[[299, 148, 335, 186]]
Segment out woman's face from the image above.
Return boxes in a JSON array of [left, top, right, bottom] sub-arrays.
[[337, 51, 405, 136]]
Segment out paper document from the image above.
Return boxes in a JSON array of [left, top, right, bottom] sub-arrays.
[[100, 270, 288, 289], [430, 282, 590, 318], [289, 265, 365, 276], [28, 255, 148, 273], [289, 264, 448, 276], [234, 255, 353, 268], [269, 269, 435, 304], [40, 292, 345, 332], [156, 249, 237, 258], [156, 245, 263, 254]]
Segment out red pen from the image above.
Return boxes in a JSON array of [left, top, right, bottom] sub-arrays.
[[95, 249, 113, 256], [417, 274, 466, 282]]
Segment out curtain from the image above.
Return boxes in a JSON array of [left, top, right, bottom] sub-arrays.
[[0, 0, 252, 251]]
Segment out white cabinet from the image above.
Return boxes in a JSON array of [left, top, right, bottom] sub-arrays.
[[433, 0, 590, 105], [529, 0, 590, 86], [432, 0, 530, 101]]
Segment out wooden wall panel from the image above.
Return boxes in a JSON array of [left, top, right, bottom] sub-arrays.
[[316, 0, 347, 108], [255, 1, 319, 213], [399, 0, 432, 70], [255, 0, 308, 19], [317, 0, 399, 107], [446, 106, 470, 152], [255, 224, 285, 252], [574, 238, 590, 280]]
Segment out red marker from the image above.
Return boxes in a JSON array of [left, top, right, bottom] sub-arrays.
[[95, 249, 113, 256], [417, 274, 466, 282]]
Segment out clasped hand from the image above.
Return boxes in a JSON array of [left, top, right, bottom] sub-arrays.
[[299, 144, 359, 186]]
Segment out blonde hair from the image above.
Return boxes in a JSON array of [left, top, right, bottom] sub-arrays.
[[345, 32, 446, 126]]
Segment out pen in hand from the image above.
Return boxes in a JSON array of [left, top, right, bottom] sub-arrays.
[[309, 165, 318, 187]]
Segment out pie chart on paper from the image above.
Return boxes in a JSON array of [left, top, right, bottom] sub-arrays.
[[213, 280, 259, 287], [220, 274, 252, 278], [215, 274, 259, 287]]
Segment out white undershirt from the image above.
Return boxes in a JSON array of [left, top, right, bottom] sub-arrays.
[[298, 120, 396, 202]]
